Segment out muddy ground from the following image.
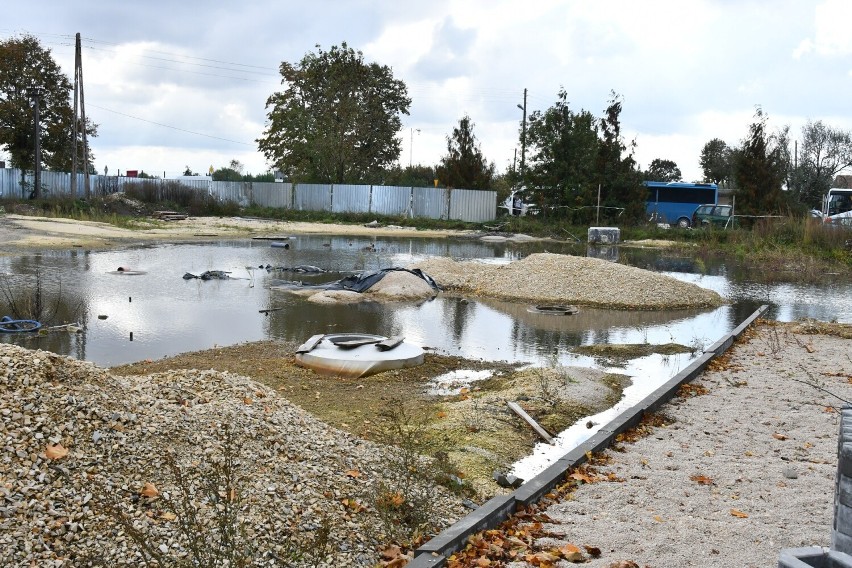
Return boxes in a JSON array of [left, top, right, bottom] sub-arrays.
[[109, 339, 638, 498]]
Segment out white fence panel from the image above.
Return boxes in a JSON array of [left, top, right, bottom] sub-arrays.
[[0, 167, 498, 222], [212, 181, 248, 206], [332, 184, 371, 213], [295, 184, 332, 211], [448, 188, 496, 222], [252, 183, 292, 209], [371, 186, 412, 217], [412, 186, 449, 219]]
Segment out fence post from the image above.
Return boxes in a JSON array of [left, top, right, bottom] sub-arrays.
[[834, 405, 852, 553]]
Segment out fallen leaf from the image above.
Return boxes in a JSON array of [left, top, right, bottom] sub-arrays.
[[690, 474, 714, 485], [653, 515, 664, 522], [345, 469, 362, 478], [160, 511, 177, 521], [243, 397, 253, 405], [583, 545, 602, 557], [730, 509, 749, 518], [140, 482, 159, 498], [380, 545, 401, 560], [773, 433, 788, 441], [559, 543, 585, 561], [45, 444, 69, 460], [436, 411, 447, 419]]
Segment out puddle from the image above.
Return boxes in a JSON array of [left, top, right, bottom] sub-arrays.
[[426, 369, 494, 396]]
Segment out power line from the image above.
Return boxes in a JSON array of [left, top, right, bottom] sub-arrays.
[[87, 103, 256, 146]]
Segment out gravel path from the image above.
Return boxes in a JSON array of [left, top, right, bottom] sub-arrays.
[[500, 322, 852, 568], [411, 253, 724, 309]]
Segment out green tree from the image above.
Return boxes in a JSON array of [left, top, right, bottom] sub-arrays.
[[733, 107, 788, 215], [257, 43, 410, 184], [182, 165, 197, 176], [594, 92, 644, 223], [524, 89, 599, 216], [381, 164, 437, 187], [791, 120, 852, 208], [645, 158, 682, 182], [436, 115, 495, 189], [0, 35, 96, 172], [699, 138, 733, 185]]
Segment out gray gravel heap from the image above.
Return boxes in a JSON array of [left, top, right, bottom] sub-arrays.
[[411, 252, 724, 309], [0, 344, 466, 567]]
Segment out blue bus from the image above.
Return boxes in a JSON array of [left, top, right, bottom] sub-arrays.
[[644, 181, 719, 228]]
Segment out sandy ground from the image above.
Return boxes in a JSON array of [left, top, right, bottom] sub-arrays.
[[497, 322, 852, 568], [0, 213, 467, 251]]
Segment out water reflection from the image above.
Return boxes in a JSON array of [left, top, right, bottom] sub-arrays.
[[0, 238, 848, 370]]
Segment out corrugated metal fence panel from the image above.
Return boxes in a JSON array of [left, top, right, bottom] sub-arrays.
[[252, 182, 292, 209], [332, 184, 371, 213], [295, 184, 332, 212], [371, 185, 412, 217], [412, 186, 449, 219], [449, 188, 497, 222], [0, 169, 22, 198], [211, 181, 249, 206]]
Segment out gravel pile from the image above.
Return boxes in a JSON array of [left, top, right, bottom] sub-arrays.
[[410, 252, 724, 309], [0, 344, 466, 567]]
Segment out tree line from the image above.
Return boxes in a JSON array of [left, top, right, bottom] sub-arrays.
[[1, 35, 849, 223]]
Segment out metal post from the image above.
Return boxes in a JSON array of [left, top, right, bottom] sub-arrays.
[[28, 87, 43, 199], [517, 88, 527, 180]]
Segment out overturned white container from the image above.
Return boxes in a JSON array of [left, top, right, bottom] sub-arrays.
[[295, 333, 424, 378]]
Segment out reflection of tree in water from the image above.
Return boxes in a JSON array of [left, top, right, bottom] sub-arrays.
[[261, 293, 388, 343], [440, 297, 476, 344]]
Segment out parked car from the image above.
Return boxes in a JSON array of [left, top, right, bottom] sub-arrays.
[[692, 204, 734, 228]]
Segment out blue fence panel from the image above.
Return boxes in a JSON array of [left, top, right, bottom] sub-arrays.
[[412, 186, 448, 219], [449, 188, 496, 222], [295, 183, 332, 212], [371, 185, 412, 217], [332, 184, 371, 214]]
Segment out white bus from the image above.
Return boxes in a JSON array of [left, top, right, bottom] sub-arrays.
[[823, 188, 852, 226]]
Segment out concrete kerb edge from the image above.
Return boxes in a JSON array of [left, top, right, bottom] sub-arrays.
[[408, 305, 770, 568]]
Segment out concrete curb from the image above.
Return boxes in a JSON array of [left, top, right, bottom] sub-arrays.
[[409, 305, 769, 567]]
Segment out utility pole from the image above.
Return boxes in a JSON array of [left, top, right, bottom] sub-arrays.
[[409, 128, 420, 168], [517, 88, 527, 182], [78, 33, 91, 198], [28, 87, 44, 199], [71, 33, 80, 198]]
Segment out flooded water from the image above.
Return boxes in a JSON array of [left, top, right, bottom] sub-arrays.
[[1, 235, 849, 479], [1, 236, 848, 369]]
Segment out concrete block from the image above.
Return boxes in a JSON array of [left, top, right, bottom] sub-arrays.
[[834, 527, 852, 556], [838, 474, 852, 509], [778, 546, 829, 568], [415, 494, 516, 559], [408, 553, 447, 568], [587, 226, 620, 245]]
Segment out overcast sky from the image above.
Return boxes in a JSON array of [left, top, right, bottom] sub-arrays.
[[3, 0, 850, 182]]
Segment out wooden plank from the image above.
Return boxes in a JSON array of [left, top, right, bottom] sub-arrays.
[[296, 334, 324, 354], [506, 401, 554, 444]]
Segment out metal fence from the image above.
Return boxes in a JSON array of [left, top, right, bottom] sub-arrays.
[[0, 167, 496, 222]]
